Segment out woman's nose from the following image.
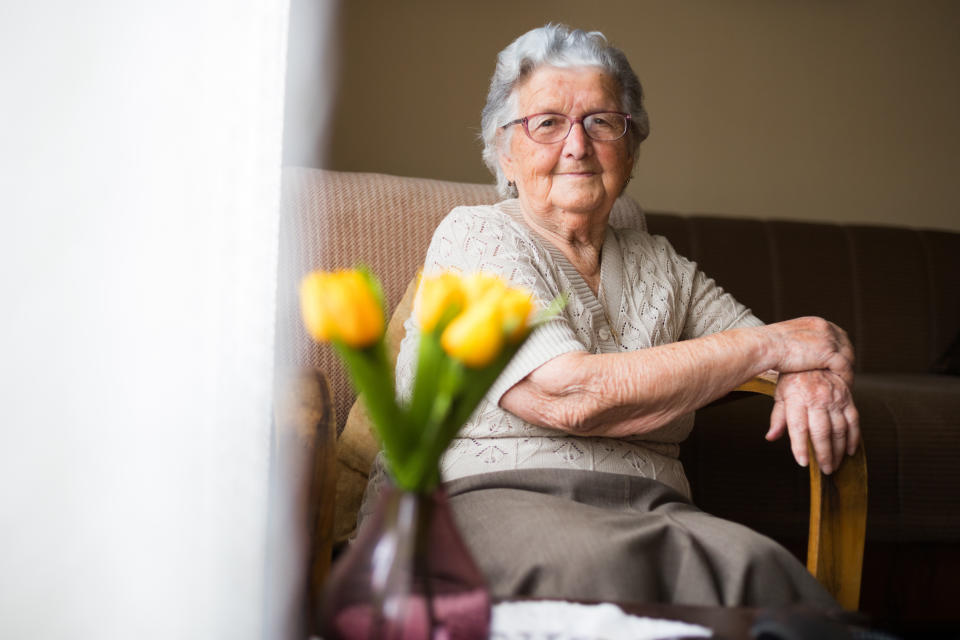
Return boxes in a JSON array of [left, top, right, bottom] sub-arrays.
[[562, 121, 592, 157]]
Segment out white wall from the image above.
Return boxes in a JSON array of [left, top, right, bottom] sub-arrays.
[[0, 1, 292, 637]]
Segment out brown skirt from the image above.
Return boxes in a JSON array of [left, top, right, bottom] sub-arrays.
[[444, 468, 839, 610]]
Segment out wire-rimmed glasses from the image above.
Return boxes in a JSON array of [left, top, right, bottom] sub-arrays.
[[501, 111, 632, 144]]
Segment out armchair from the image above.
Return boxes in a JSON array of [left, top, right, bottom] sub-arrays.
[[273, 168, 868, 625]]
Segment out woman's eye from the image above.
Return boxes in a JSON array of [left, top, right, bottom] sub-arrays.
[[589, 115, 613, 129], [534, 118, 557, 130]]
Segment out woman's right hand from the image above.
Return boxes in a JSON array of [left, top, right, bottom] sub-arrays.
[[766, 369, 860, 474], [763, 316, 855, 387]]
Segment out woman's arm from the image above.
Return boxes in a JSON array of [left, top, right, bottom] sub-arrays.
[[500, 316, 858, 473]]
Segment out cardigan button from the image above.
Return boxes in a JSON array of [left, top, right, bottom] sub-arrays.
[[598, 327, 612, 341]]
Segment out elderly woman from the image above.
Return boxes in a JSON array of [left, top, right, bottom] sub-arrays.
[[365, 24, 859, 608]]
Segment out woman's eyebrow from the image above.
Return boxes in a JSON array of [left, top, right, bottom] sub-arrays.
[[525, 100, 623, 115], [523, 103, 564, 114], [526, 107, 610, 116]]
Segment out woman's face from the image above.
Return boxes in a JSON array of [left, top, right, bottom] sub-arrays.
[[499, 66, 634, 229]]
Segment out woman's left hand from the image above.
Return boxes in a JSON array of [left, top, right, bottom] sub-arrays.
[[766, 370, 860, 474]]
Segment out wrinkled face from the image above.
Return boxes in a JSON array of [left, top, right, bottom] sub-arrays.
[[498, 66, 634, 227]]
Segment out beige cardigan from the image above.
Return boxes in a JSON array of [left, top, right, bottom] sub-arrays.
[[389, 199, 763, 498]]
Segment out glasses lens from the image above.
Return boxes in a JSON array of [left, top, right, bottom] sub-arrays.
[[525, 114, 572, 143], [583, 112, 628, 141]]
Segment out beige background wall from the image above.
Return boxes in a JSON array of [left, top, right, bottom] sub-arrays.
[[320, 0, 960, 231]]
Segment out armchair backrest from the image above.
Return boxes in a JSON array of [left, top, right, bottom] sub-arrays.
[[276, 169, 498, 434]]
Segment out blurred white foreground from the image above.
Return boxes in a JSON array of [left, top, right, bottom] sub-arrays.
[[0, 1, 326, 637]]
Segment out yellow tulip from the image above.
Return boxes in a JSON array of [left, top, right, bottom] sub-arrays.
[[462, 272, 507, 304], [299, 269, 384, 348], [441, 293, 504, 368], [499, 287, 535, 342], [300, 272, 334, 341], [416, 272, 464, 332]]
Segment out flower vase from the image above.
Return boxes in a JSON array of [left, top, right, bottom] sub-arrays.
[[318, 483, 490, 640]]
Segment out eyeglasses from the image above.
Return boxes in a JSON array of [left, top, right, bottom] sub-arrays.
[[501, 111, 632, 144]]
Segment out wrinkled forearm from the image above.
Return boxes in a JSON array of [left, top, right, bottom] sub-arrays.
[[500, 326, 778, 437]]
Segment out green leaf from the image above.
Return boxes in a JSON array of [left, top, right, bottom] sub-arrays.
[[405, 355, 466, 490], [334, 339, 410, 463], [533, 291, 568, 326], [408, 330, 445, 430]]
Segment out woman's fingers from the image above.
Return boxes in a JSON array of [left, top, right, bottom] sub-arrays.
[[788, 404, 842, 474], [828, 408, 849, 469], [844, 402, 861, 456], [783, 395, 810, 468], [806, 407, 849, 475], [774, 369, 858, 474], [767, 399, 787, 442]]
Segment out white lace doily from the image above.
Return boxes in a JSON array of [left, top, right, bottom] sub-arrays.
[[490, 600, 712, 639]]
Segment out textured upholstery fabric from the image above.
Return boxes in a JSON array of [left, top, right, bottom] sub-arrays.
[[276, 169, 500, 438]]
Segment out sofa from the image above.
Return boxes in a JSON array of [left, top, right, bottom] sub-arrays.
[[274, 167, 960, 636]]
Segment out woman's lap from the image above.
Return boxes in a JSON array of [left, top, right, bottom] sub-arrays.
[[444, 468, 838, 610]]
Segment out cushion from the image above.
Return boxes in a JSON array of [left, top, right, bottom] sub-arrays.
[[333, 276, 418, 544]]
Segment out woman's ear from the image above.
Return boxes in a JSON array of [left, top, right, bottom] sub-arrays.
[[497, 148, 514, 184], [495, 127, 515, 181]]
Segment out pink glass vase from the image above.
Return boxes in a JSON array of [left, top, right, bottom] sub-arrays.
[[318, 483, 490, 640]]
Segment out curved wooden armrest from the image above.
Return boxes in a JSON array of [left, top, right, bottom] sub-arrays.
[[732, 376, 868, 611]]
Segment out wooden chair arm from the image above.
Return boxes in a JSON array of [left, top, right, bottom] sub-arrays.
[[272, 367, 337, 632], [732, 376, 868, 611]]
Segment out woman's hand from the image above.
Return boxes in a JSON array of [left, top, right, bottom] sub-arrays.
[[764, 316, 855, 387], [766, 369, 860, 474]]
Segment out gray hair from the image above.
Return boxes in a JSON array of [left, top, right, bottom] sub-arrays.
[[481, 24, 650, 198]]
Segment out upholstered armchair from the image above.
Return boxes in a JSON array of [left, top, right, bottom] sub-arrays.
[[272, 168, 868, 629]]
